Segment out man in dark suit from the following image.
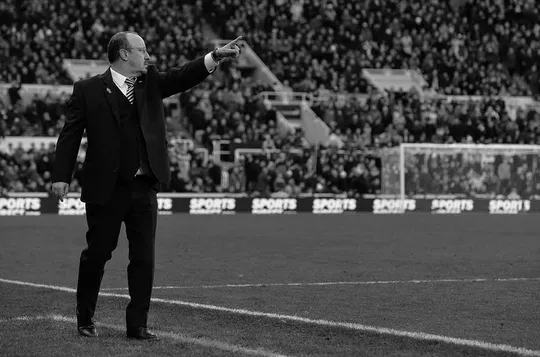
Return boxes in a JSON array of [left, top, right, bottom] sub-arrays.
[[51, 31, 241, 340]]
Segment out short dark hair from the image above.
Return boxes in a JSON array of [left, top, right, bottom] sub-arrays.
[[107, 31, 138, 63]]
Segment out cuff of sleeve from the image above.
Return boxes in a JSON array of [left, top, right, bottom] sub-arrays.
[[204, 53, 219, 73]]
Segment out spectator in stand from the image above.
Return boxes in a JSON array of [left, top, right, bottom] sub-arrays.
[[8, 82, 22, 107]]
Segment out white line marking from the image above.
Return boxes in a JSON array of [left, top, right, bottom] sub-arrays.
[[0, 315, 49, 323], [1, 278, 540, 357], [0, 313, 288, 357], [47, 315, 289, 357], [98, 277, 540, 291], [0, 279, 77, 292]]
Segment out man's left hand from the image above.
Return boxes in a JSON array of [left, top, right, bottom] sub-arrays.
[[214, 36, 242, 61]]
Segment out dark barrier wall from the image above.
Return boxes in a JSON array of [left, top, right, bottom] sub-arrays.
[[0, 196, 537, 215]]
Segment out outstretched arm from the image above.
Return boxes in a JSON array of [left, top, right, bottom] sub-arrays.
[[158, 36, 242, 98]]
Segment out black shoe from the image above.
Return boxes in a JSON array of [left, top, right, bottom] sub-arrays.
[[78, 324, 98, 337], [126, 327, 159, 340]]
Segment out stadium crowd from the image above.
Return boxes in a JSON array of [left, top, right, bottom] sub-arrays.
[[404, 149, 540, 198], [0, 0, 207, 84], [207, 0, 540, 96], [2, 0, 540, 198], [4, 78, 540, 147], [2, 0, 540, 96], [3, 80, 540, 197]]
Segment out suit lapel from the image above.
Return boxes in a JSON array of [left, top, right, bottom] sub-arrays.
[[101, 68, 121, 127]]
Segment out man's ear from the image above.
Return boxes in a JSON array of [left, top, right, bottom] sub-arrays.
[[119, 49, 129, 61]]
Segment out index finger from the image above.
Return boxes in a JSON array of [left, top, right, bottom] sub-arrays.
[[225, 36, 242, 47]]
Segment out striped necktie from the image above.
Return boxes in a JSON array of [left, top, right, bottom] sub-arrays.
[[125, 77, 136, 104]]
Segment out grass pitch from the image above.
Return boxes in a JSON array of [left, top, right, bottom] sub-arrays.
[[0, 214, 539, 356]]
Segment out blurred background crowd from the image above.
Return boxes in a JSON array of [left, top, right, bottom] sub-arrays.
[[2, 0, 540, 198]]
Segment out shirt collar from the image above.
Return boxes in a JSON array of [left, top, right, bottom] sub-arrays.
[[110, 67, 129, 87]]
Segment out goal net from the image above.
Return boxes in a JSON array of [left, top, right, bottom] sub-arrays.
[[380, 144, 540, 199]]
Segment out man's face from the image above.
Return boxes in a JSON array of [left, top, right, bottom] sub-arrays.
[[124, 34, 150, 76]]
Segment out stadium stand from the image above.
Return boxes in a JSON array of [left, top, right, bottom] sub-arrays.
[[403, 148, 540, 198], [1, 0, 540, 197], [3, 0, 540, 95], [0, 0, 207, 84], [206, 0, 540, 96], [3, 83, 540, 196]]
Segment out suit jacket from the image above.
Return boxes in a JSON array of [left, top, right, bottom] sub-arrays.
[[52, 57, 211, 204]]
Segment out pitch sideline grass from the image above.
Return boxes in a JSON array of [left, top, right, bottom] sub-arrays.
[[1, 214, 540, 356], [1, 278, 539, 357]]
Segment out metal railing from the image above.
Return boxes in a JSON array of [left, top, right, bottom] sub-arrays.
[[257, 91, 312, 104]]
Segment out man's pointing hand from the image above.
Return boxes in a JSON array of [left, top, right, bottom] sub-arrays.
[[213, 36, 242, 61]]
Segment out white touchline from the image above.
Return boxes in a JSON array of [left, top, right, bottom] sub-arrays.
[[1, 277, 540, 357], [0, 315, 49, 323], [0, 313, 288, 357], [98, 277, 540, 291], [48, 315, 290, 357]]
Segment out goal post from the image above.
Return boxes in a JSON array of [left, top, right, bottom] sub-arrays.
[[380, 143, 540, 199]]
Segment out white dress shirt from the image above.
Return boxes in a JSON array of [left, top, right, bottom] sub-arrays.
[[110, 67, 131, 95]]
